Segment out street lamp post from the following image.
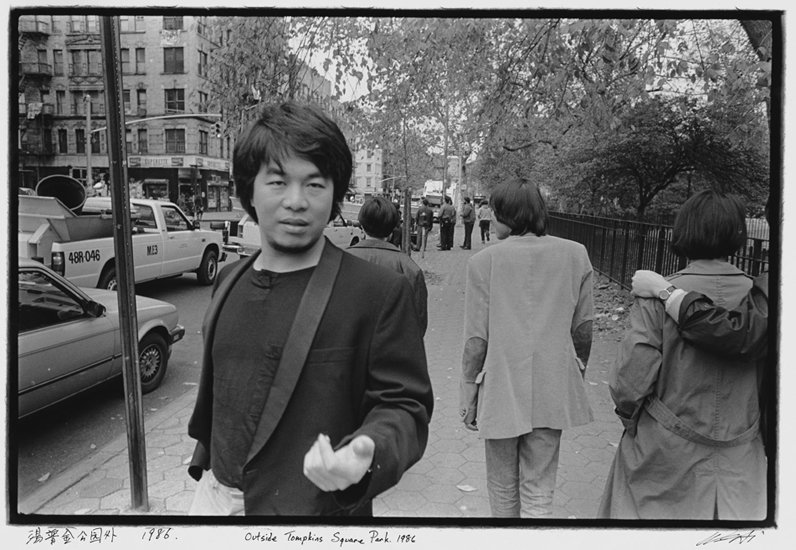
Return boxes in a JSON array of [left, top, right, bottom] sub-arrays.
[[84, 94, 92, 190]]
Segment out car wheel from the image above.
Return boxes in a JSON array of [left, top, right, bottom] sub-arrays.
[[139, 333, 168, 394], [197, 249, 218, 285], [98, 265, 117, 290]]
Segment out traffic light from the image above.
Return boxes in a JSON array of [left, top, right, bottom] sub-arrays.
[[213, 122, 222, 138]]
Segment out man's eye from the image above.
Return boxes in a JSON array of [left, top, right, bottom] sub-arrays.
[[267, 180, 285, 185]]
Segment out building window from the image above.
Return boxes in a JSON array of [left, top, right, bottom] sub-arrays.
[[163, 16, 183, 30], [366, 177, 372, 186], [165, 128, 185, 153], [198, 91, 208, 113], [199, 130, 208, 155], [90, 130, 100, 154], [76, 129, 85, 154], [56, 90, 65, 115], [88, 50, 101, 75], [367, 150, 373, 159], [126, 129, 133, 154], [135, 48, 146, 74], [86, 16, 99, 33], [137, 89, 147, 112], [163, 47, 184, 74], [121, 48, 130, 74], [69, 50, 83, 75], [123, 90, 131, 114], [53, 49, 64, 75], [138, 128, 148, 154], [120, 15, 145, 33], [165, 89, 184, 113], [58, 129, 68, 153], [52, 16, 62, 33], [198, 50, 208, 77], [366, 163, 372, 173]]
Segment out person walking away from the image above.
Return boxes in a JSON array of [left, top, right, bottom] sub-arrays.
[[194, 193, 204, 220], [477, 200, 492, 243], [347, 197, 428, 335], [415, 198, 434, 258], [599, 190, 766, 520], [438, 195, 456, 250], [459, 178, 594, 518], [187, 101, 433, 516], [460, 197, 475, 249]]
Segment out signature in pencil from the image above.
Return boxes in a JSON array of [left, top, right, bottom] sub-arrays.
[[696, 530, 762, 546]]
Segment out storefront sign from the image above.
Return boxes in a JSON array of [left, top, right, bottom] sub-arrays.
[[128, 155, 229, 172]]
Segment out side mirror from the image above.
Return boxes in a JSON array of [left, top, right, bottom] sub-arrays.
[[351, 220, 361, 228], [85, 300, 106, 318]]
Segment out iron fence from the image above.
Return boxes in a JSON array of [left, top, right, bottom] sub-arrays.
[[549, 212, 769, 290]]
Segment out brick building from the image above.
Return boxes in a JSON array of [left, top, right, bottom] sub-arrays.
[[16, 14, 233, 211]]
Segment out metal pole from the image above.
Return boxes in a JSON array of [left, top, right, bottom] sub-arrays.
[[100, 15, 149, 511], [84, 94, 92, 190]]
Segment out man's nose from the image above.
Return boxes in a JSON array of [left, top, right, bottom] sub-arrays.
[[282, 182, 309, 209]]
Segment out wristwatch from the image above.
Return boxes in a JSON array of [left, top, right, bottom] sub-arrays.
[[658, 285, 676, 301]]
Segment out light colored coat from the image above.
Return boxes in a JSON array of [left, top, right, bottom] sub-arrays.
[[599, 259, 764, 520], [463, 234, 594, 439]]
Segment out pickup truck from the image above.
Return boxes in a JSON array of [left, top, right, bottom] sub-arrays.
[[223, 211, 365, 257], [19, 195, 226, 290]]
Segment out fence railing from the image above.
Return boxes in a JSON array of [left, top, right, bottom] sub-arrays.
[[549, 212, 769, 290]]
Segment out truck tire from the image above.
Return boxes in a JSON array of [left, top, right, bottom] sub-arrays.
[[98, 265, 118, 290], [197, 249, 218, 285], [139, 332, 168, 394]]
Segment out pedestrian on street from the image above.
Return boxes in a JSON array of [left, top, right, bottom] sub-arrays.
[[438, 195, 456, 250], [477, 199, 492, 243], [187, 101, 433, 516], [599, 190, 766, 520], [459, 177, 594, 518], [460, 197, 475, 249], [347, 196, 428, 335], [415, 197, 434, 258], [194, 194, 204, 220]]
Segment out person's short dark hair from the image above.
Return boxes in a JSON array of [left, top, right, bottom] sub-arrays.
[[489, 178, 548, 237], [480, 200, 488, 207], [358, 197, 399, 239], [464, 197, 471, 204], [233, 101, 352, 224], [671, 189, 747, 260], [422, 197, 429, 206], [444, 195, 452, 205]]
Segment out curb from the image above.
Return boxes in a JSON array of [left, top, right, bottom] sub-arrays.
[[18, 388, 199, 515]]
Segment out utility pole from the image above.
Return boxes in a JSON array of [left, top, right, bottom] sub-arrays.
[[100, 15, 149, 512], [84, 93, 92, 191]]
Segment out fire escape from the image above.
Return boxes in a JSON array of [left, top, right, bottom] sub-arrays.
[[18, 15, 55, 187]]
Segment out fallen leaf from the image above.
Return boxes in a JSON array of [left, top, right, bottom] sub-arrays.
[[609, 442, 619, 448], [183, 457, 192, 465], [611, 315, 619, 321], [75, 508, 92, 515], [184, 382, 198, 386], [588, 382, 598, 386], [90, 444, 96, 450], [38, 473, 50, 483], [456, 485, 477, 492]]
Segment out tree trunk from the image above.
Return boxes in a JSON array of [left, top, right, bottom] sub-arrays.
[[740, 20, 773, 61]]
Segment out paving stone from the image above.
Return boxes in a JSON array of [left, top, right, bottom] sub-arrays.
[[456, 494, 491, 517], [100, 489, 132, 512], [558, 480, 605, 502], [405, 459, 433, 475], [54, 497, 101, 515], [393, 473, 432, 492], [76, 477, 123, 499], [429, 452, 466, 469], [165, 490, 195, 513], [416, 501, 463, 517], [431, 438, 467, 455], [148, 480, 185, 499], [426, 467, 465, 486], [380, 491, 427, 512], [147, 454, 183, 472], [572, 434, 610, 449], [461, 445, 485, 463], [578, 446, 616, 464]]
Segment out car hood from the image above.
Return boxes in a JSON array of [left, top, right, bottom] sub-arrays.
[[83, 288, 178, 317]]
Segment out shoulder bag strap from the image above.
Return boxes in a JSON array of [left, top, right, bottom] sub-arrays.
[[246, 239, 343, 464]]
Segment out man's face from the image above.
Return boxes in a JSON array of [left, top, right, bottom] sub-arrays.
[[252, 155, 334, 256]]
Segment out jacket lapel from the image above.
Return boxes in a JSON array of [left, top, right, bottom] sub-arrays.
[[245, 240, 343, 464]]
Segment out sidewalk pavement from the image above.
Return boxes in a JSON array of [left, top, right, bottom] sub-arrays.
[[19, 225, 625, 518]]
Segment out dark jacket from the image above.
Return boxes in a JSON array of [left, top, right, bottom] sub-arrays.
[[188, 239, 433, 515], [346, 239, 428, 335], [678, 272, 769, 362]]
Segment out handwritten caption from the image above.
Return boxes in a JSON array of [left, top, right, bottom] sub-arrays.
[[696, 530, 762, 546], [25, 527, 417, 547]]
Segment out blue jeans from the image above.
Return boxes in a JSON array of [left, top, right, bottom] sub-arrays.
[[484, 429, 562, 518]]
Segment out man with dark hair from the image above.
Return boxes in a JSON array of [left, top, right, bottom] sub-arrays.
[[460, 196, 475, 250], [415, 197, 434, 257], [438, 195, 456, 250], [347, 197, 428, 335], [187, 102, 433, 516]]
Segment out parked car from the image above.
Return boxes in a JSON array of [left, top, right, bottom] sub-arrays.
[[16, 257, 185, 418]]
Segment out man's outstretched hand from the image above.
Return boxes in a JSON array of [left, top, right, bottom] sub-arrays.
[[303, 434, 375, 492]]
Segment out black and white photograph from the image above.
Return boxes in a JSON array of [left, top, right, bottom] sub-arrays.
[[4, 2, 792, 548]]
